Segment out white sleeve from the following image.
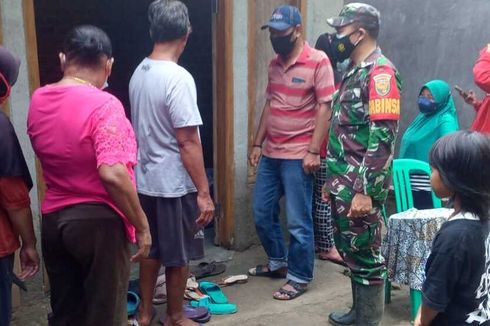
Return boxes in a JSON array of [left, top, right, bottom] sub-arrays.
[[167, 70, 203, 128]]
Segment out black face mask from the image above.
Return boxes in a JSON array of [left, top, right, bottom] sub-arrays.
[[331, 30, 361, 62], [270, 31, 297, 56]]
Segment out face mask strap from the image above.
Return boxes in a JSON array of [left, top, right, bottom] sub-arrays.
[[351, 29, 364, 47], [290, 28, 299, 44], [337, 29, 357, 39]]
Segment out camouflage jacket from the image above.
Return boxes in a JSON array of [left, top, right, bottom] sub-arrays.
[[325, 48, 401, 202]]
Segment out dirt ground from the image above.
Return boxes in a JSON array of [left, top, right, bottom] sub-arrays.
[[11, 244, 412, 326]]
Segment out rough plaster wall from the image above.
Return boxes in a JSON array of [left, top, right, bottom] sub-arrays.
[[305, 0, 344, 45], [0, 1, 40, 224], [346, 0, 490, 152], [232, 0, 258, 250]]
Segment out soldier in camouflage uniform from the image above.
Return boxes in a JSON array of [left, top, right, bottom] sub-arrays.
[[323, 3, 401, 326]]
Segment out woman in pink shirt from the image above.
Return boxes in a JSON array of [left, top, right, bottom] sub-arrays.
[[27, 25, 151, 326]]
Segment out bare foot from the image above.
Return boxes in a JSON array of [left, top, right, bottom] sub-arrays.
[[137, 308, 154, 326], [318, 246, 344, 264], [164, 317, 200, 326]]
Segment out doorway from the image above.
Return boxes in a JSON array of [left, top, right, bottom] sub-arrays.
[[33, 0, 214, 169], [32, 0, 234, 248]]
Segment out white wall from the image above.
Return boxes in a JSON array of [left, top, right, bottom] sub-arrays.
[[0, 1, 40, 221]]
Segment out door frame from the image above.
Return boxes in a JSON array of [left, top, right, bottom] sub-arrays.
[[212, 0, 235, 248]]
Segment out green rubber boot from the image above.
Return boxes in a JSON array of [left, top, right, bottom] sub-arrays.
[[328, 280, 356, 326], [355, 282, 385, 326]]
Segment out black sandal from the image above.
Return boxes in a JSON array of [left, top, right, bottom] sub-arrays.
[[191, 261, 226, 280], [273, 280, 307, 300], [248, 264, 287, 279]]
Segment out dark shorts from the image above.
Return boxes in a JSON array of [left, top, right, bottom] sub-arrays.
[[139, 192, 204, 267]]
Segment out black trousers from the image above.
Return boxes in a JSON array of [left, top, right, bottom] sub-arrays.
[[42, 203, 130, 326], [0, 254, 14, 326]]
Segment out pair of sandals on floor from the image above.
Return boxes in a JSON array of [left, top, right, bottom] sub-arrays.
[[248, 248, 346, 301], [248, 265, 307, 301]]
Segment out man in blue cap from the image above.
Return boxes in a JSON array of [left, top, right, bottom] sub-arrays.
[[248, 4, 335, 300]]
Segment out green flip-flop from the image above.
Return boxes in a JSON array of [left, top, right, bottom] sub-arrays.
[[190, 297, 237, 315], [199, 281, 228, 304]]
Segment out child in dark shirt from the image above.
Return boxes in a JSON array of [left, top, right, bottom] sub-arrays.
[[415, 131, 490, 326]]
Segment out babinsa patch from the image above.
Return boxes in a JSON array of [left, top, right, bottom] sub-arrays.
[[373, 73, 391, 97]]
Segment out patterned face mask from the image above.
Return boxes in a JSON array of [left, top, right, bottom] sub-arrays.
[[331, 30, 361, 62]]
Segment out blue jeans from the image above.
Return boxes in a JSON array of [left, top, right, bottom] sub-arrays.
[[253, 156, 314, 283], [0, 254, 14, 326]]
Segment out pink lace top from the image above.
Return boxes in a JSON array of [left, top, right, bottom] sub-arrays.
[[27, 84, 137, 242]]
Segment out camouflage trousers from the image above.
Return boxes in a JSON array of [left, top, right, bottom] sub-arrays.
[[330, 193, 386, 285]]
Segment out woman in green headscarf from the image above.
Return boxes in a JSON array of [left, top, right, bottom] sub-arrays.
[[399, 79, 459, 209]]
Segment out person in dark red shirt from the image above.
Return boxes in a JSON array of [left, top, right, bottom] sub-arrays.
[[456, 44, 490, 133], [0, 46, 39, 326]]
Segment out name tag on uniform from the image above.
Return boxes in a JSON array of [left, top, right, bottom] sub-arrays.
[[292, 77, 305, 83]]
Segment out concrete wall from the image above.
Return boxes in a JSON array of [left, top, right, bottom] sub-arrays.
[[305, 0, 343, 45], [347, 0, 490, 151], [0, 1, 40, 223], [232, 0, 257, 250]]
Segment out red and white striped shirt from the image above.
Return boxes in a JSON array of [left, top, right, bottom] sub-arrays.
[[263, 42, 335, 159]]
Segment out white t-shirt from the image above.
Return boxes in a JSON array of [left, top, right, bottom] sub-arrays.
[[129, 58, 203, 197]]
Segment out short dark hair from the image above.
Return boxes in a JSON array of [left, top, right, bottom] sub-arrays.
[[355, 22, 379, 39], [63, 25, 112, 68], [148, 0, 191, 43], [363, 24, 379, 39], [429, 131, 490, 221]]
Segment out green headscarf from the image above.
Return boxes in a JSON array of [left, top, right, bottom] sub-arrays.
[[399, 79, 459, 163]]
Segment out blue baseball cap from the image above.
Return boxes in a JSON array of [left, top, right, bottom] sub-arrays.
[[261, 5, 302, 31]]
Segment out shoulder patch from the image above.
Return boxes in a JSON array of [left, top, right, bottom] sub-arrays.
[[368, 65, 401, 121], [373, 73, 392, 97]]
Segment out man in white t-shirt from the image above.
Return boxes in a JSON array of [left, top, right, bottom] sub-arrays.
[[129, 1, 214, 325]]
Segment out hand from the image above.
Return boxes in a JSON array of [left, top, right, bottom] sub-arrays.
[[413, 314, 423, 326], [303, 152, 321, 174], [17, 244, 40, 280], [131, 228, 151, 262], [249, 147, 262, 167], [457, 89, 479, 106], [487, 43, 490, 52], [196, 192, 215, 227], [321, 183, 331, 203], [347, 193, 373, 219]]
